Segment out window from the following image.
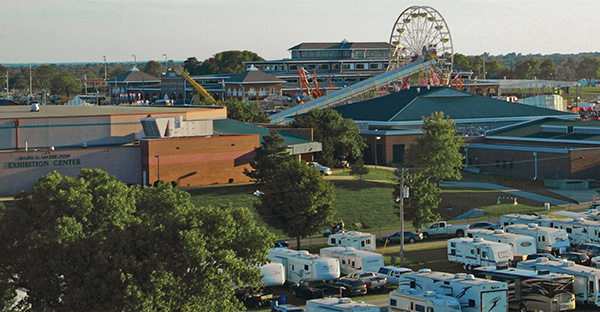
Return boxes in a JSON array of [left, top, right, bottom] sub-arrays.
[[342, 63, 353, 70], [471, 249, 475, 255], [450, 249, 456, 255], [482, 251, 487, 258], [355, 63, 366, 70], [361, 241, 365, 247], [370, 63, 381, 69], [450, 242, 456, 247], [318, 64, 330, 70], [342, 260, 346, 265], [330, 238, 337, 244], [248, 88, 256, 96], [332, 64, 340, 70], [469, 299, 475, 307], [270, 87, 277, 95], [259, 87, 266, 96], [226, 88, 232, 96], [416, 304, 425, 312], [427, 308, 434, 312], [304, 265, 309, 270], [390, 299, 397, 307]]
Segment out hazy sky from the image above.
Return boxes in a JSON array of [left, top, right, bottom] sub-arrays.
[[2, 0, 599, 64]]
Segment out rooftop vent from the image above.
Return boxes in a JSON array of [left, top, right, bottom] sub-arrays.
[[424, 290, 436, 297], [528, 223, 538, 228], [573, 126, 600, 135], [541, 125, 570, 134], [464, 274, 475, 280], [419, 269, 432, 273], [338, 298, 352, 304], [538, 269, 550, 275], [493, 229, 504, 234]]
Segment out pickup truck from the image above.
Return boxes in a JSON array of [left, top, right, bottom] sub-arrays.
[[234, 286, 274, 309], [346, 271, 388, 290], [376, 266, 412, 285], [418, 221, 470, 239]]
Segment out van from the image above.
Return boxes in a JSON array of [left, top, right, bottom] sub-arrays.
[[377, 266, 412, 285], [576, 243, 600, 258]]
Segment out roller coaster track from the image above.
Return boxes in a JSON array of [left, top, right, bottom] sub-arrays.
[[270, 59, 436, 124]]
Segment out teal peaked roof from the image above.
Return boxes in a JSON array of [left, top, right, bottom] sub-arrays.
[[332, 86, 575, 123], [213, 119, 313, 145]]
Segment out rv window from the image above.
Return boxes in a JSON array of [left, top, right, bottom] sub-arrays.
[[482, 251, 487, 258], [352, 261, 356, 267], [416, 304, 425, 312], [468, 233, 473, 238], [361, 241, 365, 247], [450, 249, 456, 255], [292, 265, 295, 271], [378, 267, 389, 274], [330, 238, 336, 244], [542, 236, 546, 242], [390, 299, 397, 307], [411, 302, 414, 310], [566, 228, 572, 234], [469, 299, 475, 307], [367, 239, 371, 244], [410, 281, 416, 288], [471, 249, 475, 255], [451, 242, 456, 247], [304, 265, 309, 271], [427, 308, 434, 312], [342, 260, 346, 265], [521, 242, 532, 247]]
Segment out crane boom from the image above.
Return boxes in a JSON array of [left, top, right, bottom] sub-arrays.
[[179, 70, 215, 102]]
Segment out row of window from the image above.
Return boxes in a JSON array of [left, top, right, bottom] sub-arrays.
[[256, 62, 389, 73], [292, 49, 390, 59], [226, 87, 277, 97]]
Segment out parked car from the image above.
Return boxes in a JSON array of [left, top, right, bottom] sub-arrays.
[[274, 240, 289, 248], [380, 231, 423, 244], [307, 162, 332, 175], [290, 278, 341, 299], [468, 221, 498, 230], [559, 251, 591, 265], [330, 278, 368, 297], [575, 243, 600, 258], [346, 271, 388, 291], [234, 286, 274, 309]]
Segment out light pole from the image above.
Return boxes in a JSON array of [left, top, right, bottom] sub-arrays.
[[163, 54, 168, 73], [103, 56, 107, 97], [374, 136, 381, 168], [396, 168, 410, 266], [154, 154, 160, 183], [132, 54, 137, 68]]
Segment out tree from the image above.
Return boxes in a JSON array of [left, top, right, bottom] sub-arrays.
[[512, 58, 540, 79], [199, 51, 264, 74], [349, 157, 369, 181], [404, 112, 465, 186], [254, 160, 336, 249], [0, 169, 273, 311], [244, 131, 294, 184], [183, 57, 202, 75], [539, 58, 556, 80], [575, 57, 600, 80], [291, 109, 366, 167], [393, 172, 441, 231], [58, 71, 81, 97], [223, 98, 270, 123], [143, 60, 164, 77]]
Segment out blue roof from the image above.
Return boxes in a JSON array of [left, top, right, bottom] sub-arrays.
[[213, 119, 313, 145]]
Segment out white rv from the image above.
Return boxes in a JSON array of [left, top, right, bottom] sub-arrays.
[[319, 247, 383, 275], [467, 229, 536, 259], [517, 257, 600, 307], [260, 262, 285, 287], [305, 297, 379, 312], [397, 269, 508, 312], [267, 248, 340, 284], [389, 288, 461, 312], [538, 217, 600, 245], [474, 265, 576, 312], [447, 237, 513, 270], [327, 231, 376, 252], [499, 213, 545, 227], [504, 224, 570, 254]]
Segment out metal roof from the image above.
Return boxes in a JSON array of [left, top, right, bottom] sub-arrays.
[[107, 67, 160, 83], [288, 42, 393, 51], [225, 67, 284, 84], [485, 117, 600, 144], [213, 119, 314, 146]]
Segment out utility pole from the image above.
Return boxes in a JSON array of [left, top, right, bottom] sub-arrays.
[[103, 56, 107, 97], [396, 168, 410, 266], [29, 65, 32, 100], [4, 71, 8, 98], [163, 53, 168, 73]]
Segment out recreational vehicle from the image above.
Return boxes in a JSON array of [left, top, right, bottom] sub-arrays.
[[447, 237, 513, 270], [389, 288, 461, 312], [260, 262, 285, 287], [517, 257, 600, 306], [327, 231, 376, 252], [474, 265, 576, 312], [467, 229, 536, 259], [319, 247, 384, 275], [538, 217, 600, 245], [397, 269, 508, 312], [504, 224, 570, 254], [499, 213, 545, 227], [305, 297, 379, 312], [267, 248, 340, 285]]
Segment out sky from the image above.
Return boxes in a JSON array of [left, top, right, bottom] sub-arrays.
[[2, 0, 599, 64]]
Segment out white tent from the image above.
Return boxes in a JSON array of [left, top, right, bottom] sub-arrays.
[[66, 96, 93, 106]]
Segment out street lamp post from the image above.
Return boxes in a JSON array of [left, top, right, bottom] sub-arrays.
[[374, 136, 381, 168], [103, 56, 107, 97], [154, 154, 160, 184], [163, 54, 168, 73], [396, 168, 410, 266]]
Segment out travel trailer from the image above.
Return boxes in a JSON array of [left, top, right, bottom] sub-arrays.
[[267, 248, 340, 285], [389, 288, 461, 312], [327, 231, 376, 252], [305, 297, 379, 312], [504, 224, 570, 254], [319, 247, 384, 275], [474, 265, 576, 312], [447, 237, 513, 270], [538, 217, 600, 245], [499, 213, 544, 227], [517, 257, 600, 306], [397, 269, 508, 312], [260, 262, 285, 287], [467, 229, 536, 259]]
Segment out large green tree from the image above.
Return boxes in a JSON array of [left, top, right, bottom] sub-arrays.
[[0, 169, 273, 311], [223, 98, 270, 123], [575, 57, 600, 80], [143, 60, 164, 77], [291, 109, 366, 167], [254, 160, 336, 249], [200, 51, 264, 74], [244, 131, 294, 184], [404, 112, 465, 186]]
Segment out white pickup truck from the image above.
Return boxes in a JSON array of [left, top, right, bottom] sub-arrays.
[[418, 221, 470, 239]]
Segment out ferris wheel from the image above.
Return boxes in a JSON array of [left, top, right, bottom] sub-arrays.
[[388, 6, 453, 73]]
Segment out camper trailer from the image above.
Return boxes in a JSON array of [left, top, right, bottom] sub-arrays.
[[504, 224, 570, 254], [397, 269, 508, 312], [327, 231, 376, 252], [447, 237, 513, 270], [538, 217, 600, 245], [517, 257, 600, 306], [467, 229, 536, 259], [499, 213, 546, 227], [267, 248, 340, 285], [305, 297, 379, 312], [260, 262, 285, 287], [474, 265, 576, 312], [319, 247, 384, 275], [389, 288, 461, 312]]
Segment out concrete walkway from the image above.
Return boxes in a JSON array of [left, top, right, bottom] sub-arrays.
[[440, 181, 572, 206]]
